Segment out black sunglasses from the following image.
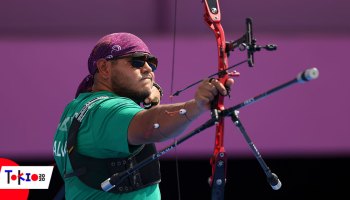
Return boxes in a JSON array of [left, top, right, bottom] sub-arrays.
[[106, 53, 158, 72]]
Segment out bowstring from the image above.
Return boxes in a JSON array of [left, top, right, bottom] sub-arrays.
[[169, 0, 181, 200]]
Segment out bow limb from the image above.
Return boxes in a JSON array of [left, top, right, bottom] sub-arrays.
[[203, 0, 229, 199]]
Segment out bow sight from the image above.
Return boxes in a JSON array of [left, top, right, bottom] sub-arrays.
[[225, 18, 277, 67]]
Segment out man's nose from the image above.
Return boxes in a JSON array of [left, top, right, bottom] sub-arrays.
[[141, 62, 153, 73]]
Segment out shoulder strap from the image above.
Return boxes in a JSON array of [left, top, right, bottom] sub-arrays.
[[67, 96, 110, 154]]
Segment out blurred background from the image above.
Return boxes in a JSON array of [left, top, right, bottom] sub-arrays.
[[1, 0, 349, 199]]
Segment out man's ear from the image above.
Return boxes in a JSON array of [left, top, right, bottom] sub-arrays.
[[96, 59, 110, 78]]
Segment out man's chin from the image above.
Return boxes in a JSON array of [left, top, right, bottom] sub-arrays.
[[134, 91, 151, 104], [142, 79, 153, 89]]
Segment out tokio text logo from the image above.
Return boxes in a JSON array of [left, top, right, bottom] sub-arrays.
[[0, 166, 53, 189]]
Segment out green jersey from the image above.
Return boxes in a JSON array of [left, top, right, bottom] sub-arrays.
[[53, 91, 161, 200]]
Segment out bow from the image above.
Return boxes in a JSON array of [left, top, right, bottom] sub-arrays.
[[203, 1, 229, 199], [101, 0, 320, 197], [100, 6, 318, 197]]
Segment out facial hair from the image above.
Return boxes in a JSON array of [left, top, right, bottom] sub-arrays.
[[110, 74, 151, 103]]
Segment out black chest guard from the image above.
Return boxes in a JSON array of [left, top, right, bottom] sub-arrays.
[[64, 96, 161, 193]]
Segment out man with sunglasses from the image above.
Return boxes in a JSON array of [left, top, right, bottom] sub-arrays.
[[53, 32, 233, 199]]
